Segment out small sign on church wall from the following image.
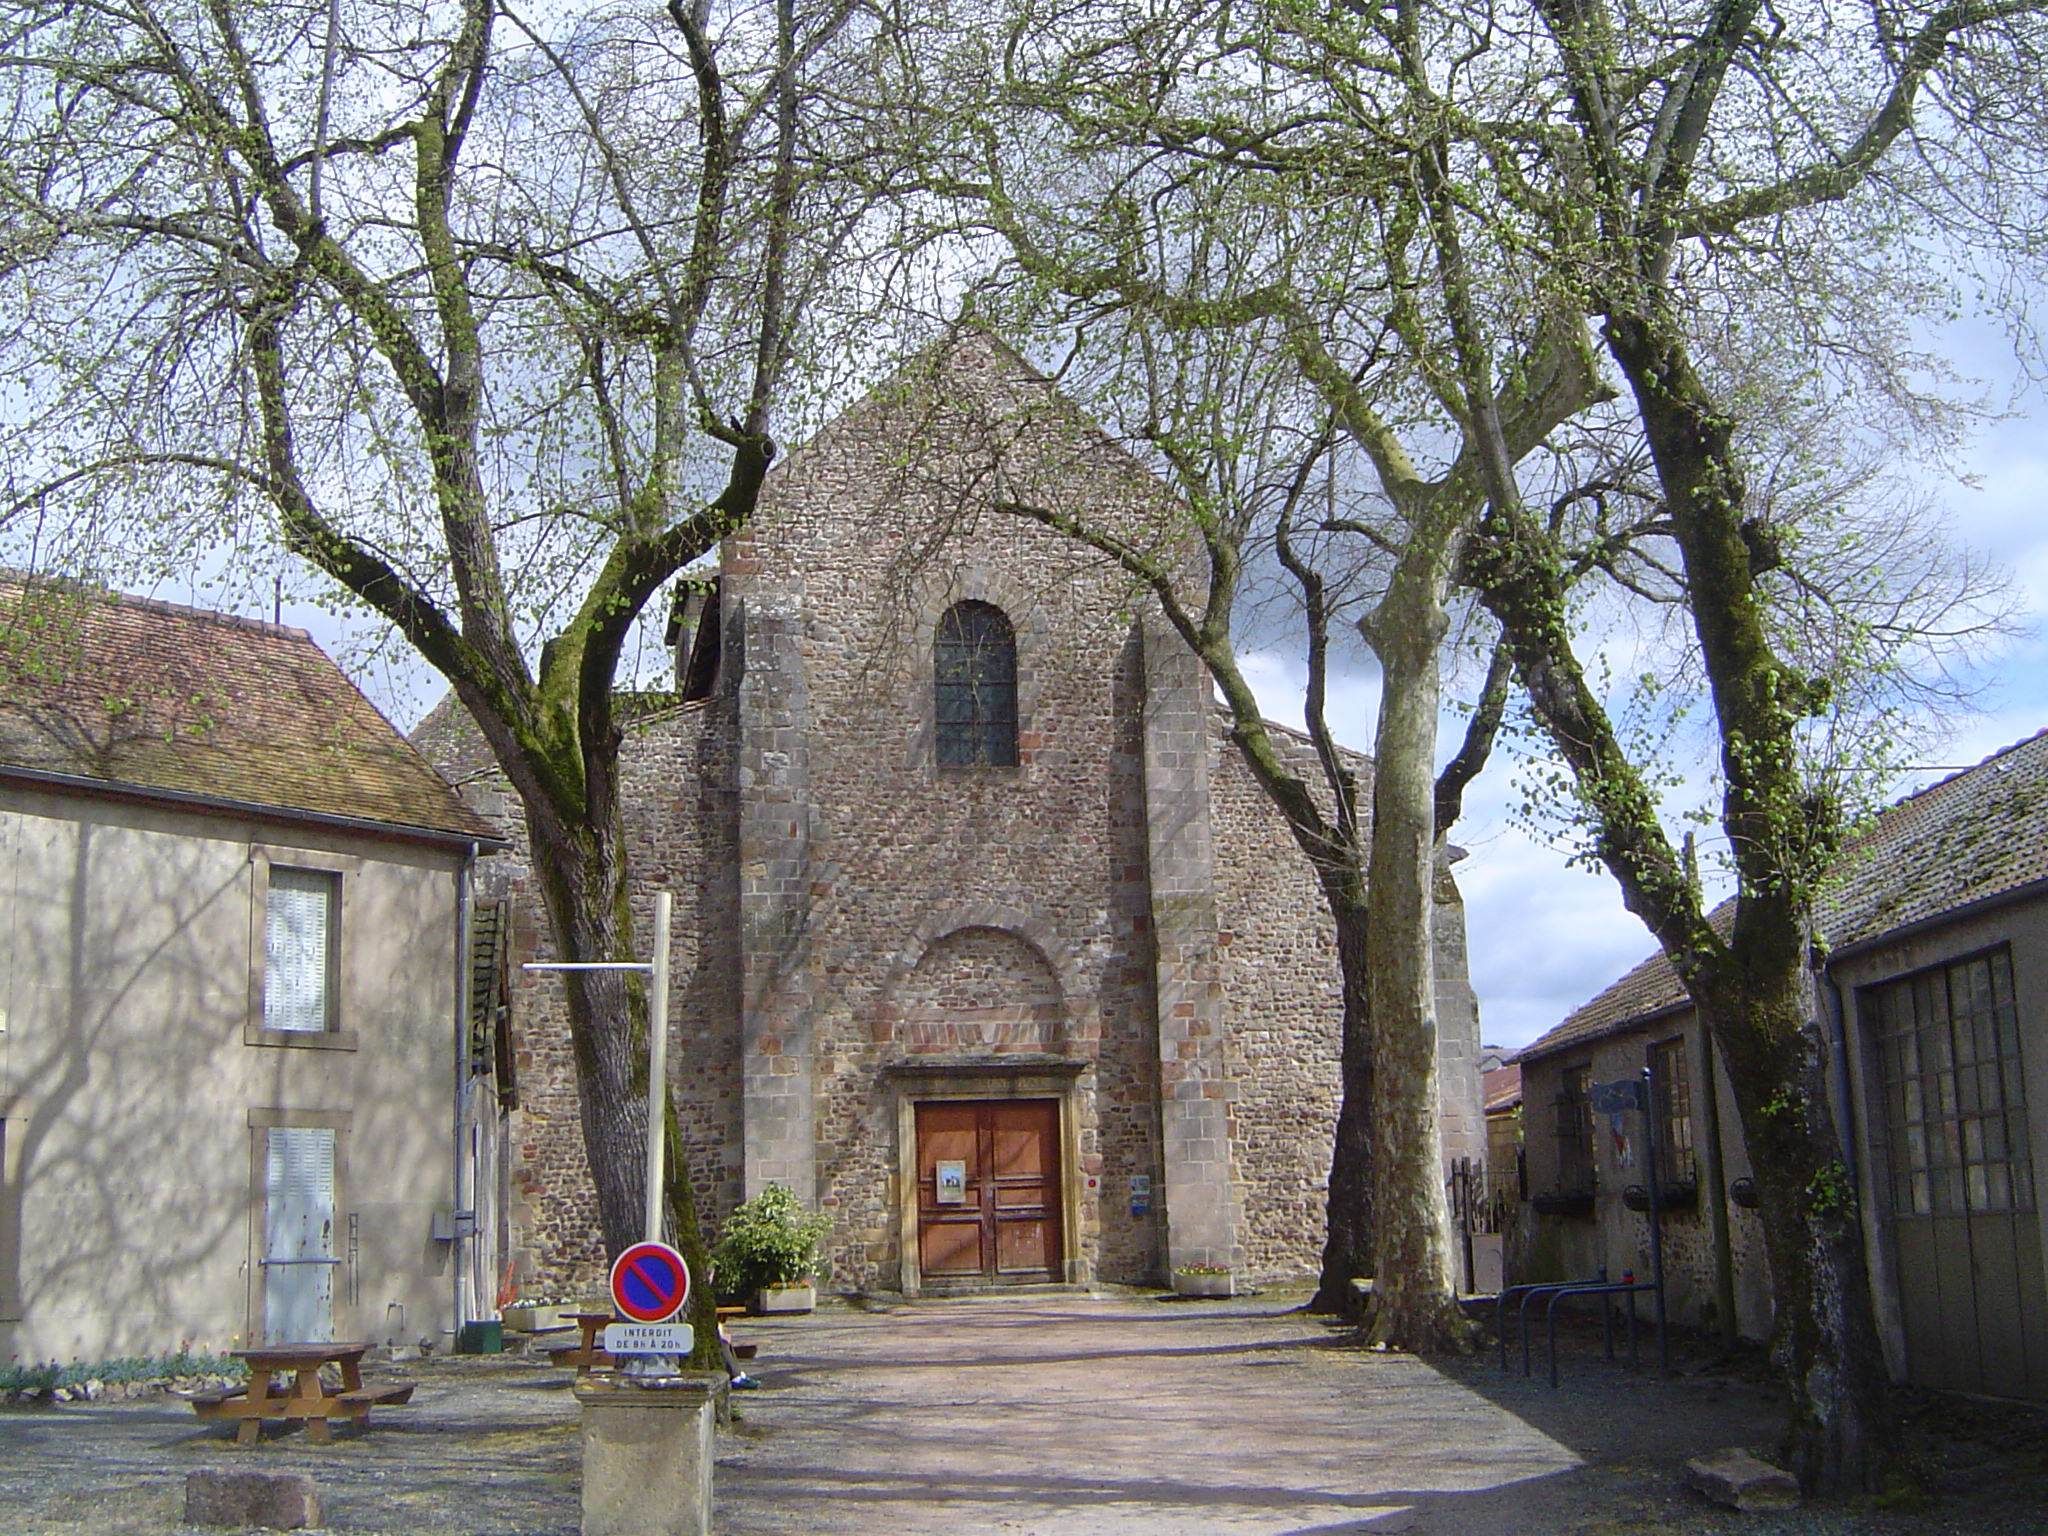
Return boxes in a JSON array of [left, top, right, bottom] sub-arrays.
[[935, 1160, 968, 1204]]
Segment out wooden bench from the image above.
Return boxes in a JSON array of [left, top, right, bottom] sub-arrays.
[[335, 1384, 416, 1410]]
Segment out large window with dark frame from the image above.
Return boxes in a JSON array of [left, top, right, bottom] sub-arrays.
[[1651, 1036, 1698, 1185], [1554, 1064, 1596, 1192], [1869, 946, 2034, 1218], [934, 601, 1018, 768]]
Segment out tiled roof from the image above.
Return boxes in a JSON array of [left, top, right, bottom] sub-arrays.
[[1483, 1063, 1523, 1114], [0, 577, 499, 842], [1522, 728, 2048, 1061]]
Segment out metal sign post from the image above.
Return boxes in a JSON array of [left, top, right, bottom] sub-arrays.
[[523, 891, 684, 1380], [523, 890, 675, 1246]]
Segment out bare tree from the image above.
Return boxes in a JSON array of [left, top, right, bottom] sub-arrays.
[[892, 0, 1601, 1344], [0, 0, 910, 1356], [1427, 0, 2048, 1490]]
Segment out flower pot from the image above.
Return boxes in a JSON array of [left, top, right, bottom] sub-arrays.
[[501, 1304, 566, 1333], [754, 1283, 816, 1314], [1173, 1271, 1235, 1298]]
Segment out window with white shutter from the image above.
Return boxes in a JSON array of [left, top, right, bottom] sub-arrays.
[[265, 868, 338, 1033]]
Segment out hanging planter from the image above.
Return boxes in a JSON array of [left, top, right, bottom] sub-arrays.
[[1622, 1182, 1698, 1213]]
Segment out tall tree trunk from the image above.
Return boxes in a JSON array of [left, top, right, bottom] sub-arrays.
[[1696, 976, 1895, 1491], [1355, 563, 1469, 1350], [1603, 308, 1899, 1491], [1313, 895, 1375, 1313], [520, 782, 720, 1367]]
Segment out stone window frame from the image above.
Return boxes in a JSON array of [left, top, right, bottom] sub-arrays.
[[1553, 1062, 1597, 1194], [1650, 1035, 1698, 1186], [933, 600, 1020, 768], [904, 565, 1051, 782], [247, 845, 361, 1051]]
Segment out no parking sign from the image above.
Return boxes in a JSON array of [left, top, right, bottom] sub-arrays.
[[609, 1241, 691, 1323]]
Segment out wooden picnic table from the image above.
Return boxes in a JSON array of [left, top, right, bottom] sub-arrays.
[[545, 1311, 620, 1376], [187, 1342, 413, 1446], [545, 1307, 759, 1374]]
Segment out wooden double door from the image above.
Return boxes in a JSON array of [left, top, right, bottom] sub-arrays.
[[915, 1099, 1063, 1284]]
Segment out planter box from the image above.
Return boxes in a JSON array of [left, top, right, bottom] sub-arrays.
[[754, 1283, 816, 1315], [1530, 1189, 1597, 1217], [1173, 1271, 1235, 1298], [502, 1304, 568, 1334], [1622, 1181, 1699, 1214]]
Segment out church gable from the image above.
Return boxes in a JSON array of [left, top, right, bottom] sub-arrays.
[[420, 331, 1481, 1300]]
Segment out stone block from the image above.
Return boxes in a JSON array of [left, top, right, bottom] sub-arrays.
[[576, 1375, 720, 1536], [184, 1469, 320, 1529], [1685, 1448, 1800, 1512]]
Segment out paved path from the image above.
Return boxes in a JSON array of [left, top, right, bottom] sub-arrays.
[[716, 1292, 1776, 1535], [14, 1289, 2016, 1535]]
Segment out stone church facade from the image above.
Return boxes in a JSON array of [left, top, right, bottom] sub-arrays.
[[420, 335, 1484, 1296]]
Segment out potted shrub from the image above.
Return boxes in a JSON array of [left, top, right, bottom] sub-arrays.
[[713, 1184, 830, 1314], [1173, 1264, 1235, 1298]]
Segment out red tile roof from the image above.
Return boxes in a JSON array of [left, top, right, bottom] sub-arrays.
[[0, 577, 499, 842], [1483, 1063, 1523, 1114]]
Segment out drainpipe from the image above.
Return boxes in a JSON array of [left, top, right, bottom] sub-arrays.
[[453, 842, 477, 1338], [1816, 960, 1860, 1204]]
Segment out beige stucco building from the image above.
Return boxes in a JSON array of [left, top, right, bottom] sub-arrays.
[[0, 579, 502, 1361]]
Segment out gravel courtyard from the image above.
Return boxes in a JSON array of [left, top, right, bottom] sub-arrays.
[[4, 1291, 2044, 1535]]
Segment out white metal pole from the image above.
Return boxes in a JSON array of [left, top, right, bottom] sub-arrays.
[[642, 890, 672, 1245]]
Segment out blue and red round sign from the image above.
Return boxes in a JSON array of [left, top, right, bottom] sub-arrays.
[[609, 1241, 692, 1323]]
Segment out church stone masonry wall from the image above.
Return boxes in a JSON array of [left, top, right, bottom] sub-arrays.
[[1204, 713, 1488, 1281], [1205, 718, 1346, 1280], [1141, 620, 1244, 1275], [732, 586, 819, 1204], [724, 336, 1180, 1291], [412, 335, 1485, 1300]]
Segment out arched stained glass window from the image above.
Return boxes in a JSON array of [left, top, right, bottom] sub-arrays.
[[934, 601, 1018, 767]]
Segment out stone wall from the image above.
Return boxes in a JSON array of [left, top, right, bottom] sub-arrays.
[[721, 335, 1178, 1290]]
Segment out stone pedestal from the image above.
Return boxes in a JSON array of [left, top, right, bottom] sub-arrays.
[[574, 1374, 721, 1536]]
